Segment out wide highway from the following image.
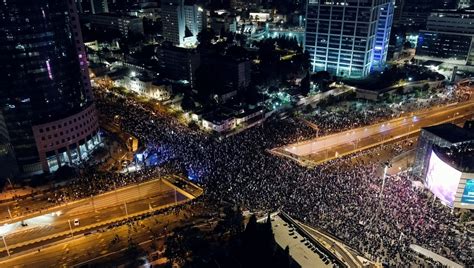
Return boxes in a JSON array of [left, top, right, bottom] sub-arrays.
[[0, 177, 194, 258], [0, 206, 209, 268], [275, 100, 474, 166]]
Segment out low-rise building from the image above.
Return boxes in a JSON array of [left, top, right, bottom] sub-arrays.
[[188, 106, 266, 133], [115, 75, 171, 101], [82, 13, 144, 37], [128, 1, 160, 20], [416, 9, 474, 71], [202, 113, 236, 133], [156, 42, 201, 86], [210, 12, 237, 33], [200, 53, 252, 93]]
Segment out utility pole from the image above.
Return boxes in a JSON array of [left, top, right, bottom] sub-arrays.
[[124, 202, 129, 218], [7, 208, 12, 219], [380, 164, 388, 198], [174, 188, 178, 205], [68, 219, 74, 238], [2, 236, 9, 257], [91, 195, 96, 212], [114, 181, 118, 203]]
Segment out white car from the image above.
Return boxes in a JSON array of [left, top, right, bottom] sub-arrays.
[[74, 219, 80, 226]]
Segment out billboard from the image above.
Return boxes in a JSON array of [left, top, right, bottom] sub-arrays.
[[461, 179, 474, 204], [425, 151, 462, 207]]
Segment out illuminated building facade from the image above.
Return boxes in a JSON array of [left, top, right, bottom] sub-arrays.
[[161, 0, 206, 47], [304, 0, 394, 78], [416, 10, 474, 68], [0, 0, 100, 176], [414, 123, 474, 178]]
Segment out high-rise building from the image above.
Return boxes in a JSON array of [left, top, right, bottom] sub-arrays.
[[82, 13, 144, 37], [304, 0, 394, 78], [161, 0, 206, 47], [75, 0, 91, 13], [393, 0, 462, 29], [91, 0, 109, 13], [458, 0, 474, 8], [416, 9, 474, 69], [0, 0, 100, 176], [155, 42, 201, 85], [75, 0, 109, 14]]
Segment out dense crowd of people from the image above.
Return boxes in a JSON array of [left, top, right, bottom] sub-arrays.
[[306, 87, 467, 136], [50, 166, 177, 204], [47, 87, 472, 266]]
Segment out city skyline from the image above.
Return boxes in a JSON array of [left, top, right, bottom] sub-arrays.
[[0, 0, 472, 267]]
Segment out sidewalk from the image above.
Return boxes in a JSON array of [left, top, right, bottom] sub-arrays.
[[0, 186, 48, 203]]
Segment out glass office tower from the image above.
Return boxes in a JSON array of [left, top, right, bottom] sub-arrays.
[[161, 0, 206, 47], [304, 0, 394, 78], [0, 0, 100, 176], [416, 10, 474, 67]]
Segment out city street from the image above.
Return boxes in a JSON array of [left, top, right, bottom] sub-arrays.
[[0, 175, 182, 224], [0, 207, 202, 268], [0, 177, 192, 258], [275, 100, 474, 165]]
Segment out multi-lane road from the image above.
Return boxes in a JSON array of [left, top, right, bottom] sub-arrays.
[[0, 177, 198, 259], [0, 206, 205, 268], [274, 100, 474, 166]]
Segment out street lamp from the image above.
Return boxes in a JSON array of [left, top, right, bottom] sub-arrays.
[[124, 202, 129, 218], [380, 163, 389, 197], [7, 208, 12, 219], [68, 219, 74, 238], [1, 235, 9, 257], [174, 188, 178, 205]]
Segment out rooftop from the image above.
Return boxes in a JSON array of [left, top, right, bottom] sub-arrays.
[[86, 13, 140, 20], [271, 214, 333, 268], [423, 123, 474, 144], [201, 109, 235, 125], [431, 9, 474, 15], [434, 145, 474, 173], [235, 106, 265, 119]]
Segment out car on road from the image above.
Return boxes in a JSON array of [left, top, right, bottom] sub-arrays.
[[74, 219, 80, 226]]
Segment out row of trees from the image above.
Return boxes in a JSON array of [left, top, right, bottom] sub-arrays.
[[164, 206, 296, 268]]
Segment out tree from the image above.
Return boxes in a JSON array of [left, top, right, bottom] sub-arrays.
[[413, 86, 422, 98], [396, 86, 404, 95], [300, 72, 311, 96], [234, 33, 247, 46], [403, 41, 412, 50], [165, 226, 211, 265], [188, 121, 199, 130], [302, 50, 311, 71], [242, 83, 265, 105], [181, 95, 196, 111], [422, 83, 430, 92], [268, 86, 279, 94], [312, 71, 331, 91], [197, 28, 216, 48], [244, 214, 258, 242], [313, 71, 331, 82], [215, 206, 245, 236], [125, 241, 146, 267]]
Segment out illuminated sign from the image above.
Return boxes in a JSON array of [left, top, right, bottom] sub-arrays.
[[461, 179, 474, 204], [425, 151, 462, 207]]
